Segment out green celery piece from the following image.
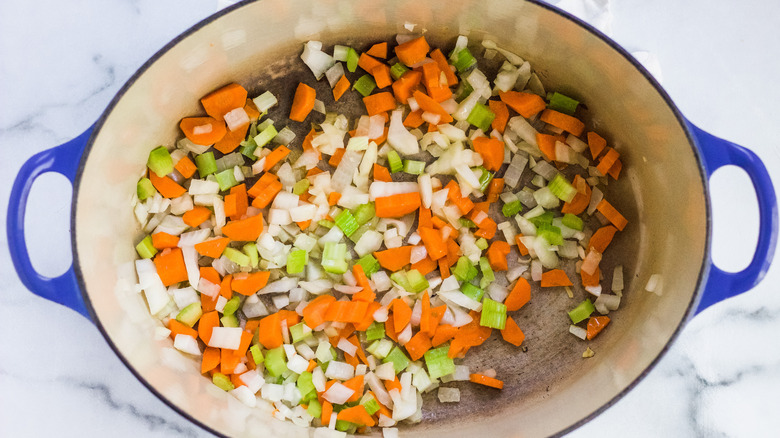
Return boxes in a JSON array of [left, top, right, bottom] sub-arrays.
[[306, 399, 322, 419], [335, 210, 359, 237], [569, 299, 595, 324], [502, 200, 523, 217], [346, 48, 359, 72], [287, 249, 308, 274], [243, 242, 259, 268], [365, 321, 385, 341], [366, 339, 393, 359], [353, 74, 376, 97], [383, 346, 411, 373], [336, 420, 356, 433], [318, 219, 335, 229], [264, 347, 288, 377], [240, 137, 259, 160], [356, 254, 381, 276], [390, 62, 409, 80], [215, 169, 238, 191], [548, 174, 577, 203], [253, 91, 278, 113], [195, 152, 218, 177], [223, 247, 251, 266], [136, 178, 156, 201], [562, 213, 584, 231], [212, 373, 235, 391], [361, 395, 381, 415], [424, 346, 455, 379], [537, 223, 563, 246], [455, 80, 473, 103], [403, 160, 426, 175], [176, 302, 203, 328], [353, 202, 375, 226], [479, 257, 495, 289], [296, 371, 316, 399], [254, 124, 278, 148], [293, 179, 310, 195], [477, 166, 494, 192], [453, 48, 476, 72], [322, 242, 348, 274], [290, 322, 312, 343], [475, 237, 488, 251], [548, 92, 579, 115], [453, 256, 477, 282], [480, 298, 507, 329], [406, 269, 429, 293], [461, 282, 484, 302], [222, 296, 241, 316], [249, 344, 264, 364], [220, 314, 239, 328], [390, 271, 412, 292], [147, 146, 173, 177], [348, 222, 373, 244], [386, 150, 403, 173], [459, 218, 476, 229], [135, 235, 157, 259], [466, 103, 496, 132], [528, 211, 554, 227]]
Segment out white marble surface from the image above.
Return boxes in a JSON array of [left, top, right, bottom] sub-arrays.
[[1, 0, 778, 437]]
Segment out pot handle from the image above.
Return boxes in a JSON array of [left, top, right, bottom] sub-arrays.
[[7, 126, 94, 319], [688, 121, 779, 314]]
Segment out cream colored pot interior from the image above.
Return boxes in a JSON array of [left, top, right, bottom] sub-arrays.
[[74, 0, 708, 436]]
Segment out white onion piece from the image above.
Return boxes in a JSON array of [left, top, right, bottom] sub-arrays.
[[588, 187, 604, 215], [366, 372, 394, 408], [387, 110, 420, 155], [299, 279, 334, 295], [322, 382, 355, 405], [260, 277, 299, 294], [507, 116, 539, 147], [261, 383, 284, 402], [173, 334, 201, 355], [334, 284, 363, 294], [197, 277, 220, 298], [301, 41, 335, 80], [530, 259, 543, 282], [230, 385, 257, 408], [487, 283, 509, 303], [439, 291, 482, 311], [325, 62, 345, 88], [331, 150, 362, 192], [239, 370, 264, 394], [569, 325, 587, 340], [612, 265, 624, 292], [369, 181, 419, 200], [337, 338, 358, 357], [646, 274, 663, 295], [410, 246, 427, 264], [188, 179, 220, 195], [371, 271, 392, 292], [223, 107, 249, 132], [208, 327, 243, 349], [354, 230, 384, 257]]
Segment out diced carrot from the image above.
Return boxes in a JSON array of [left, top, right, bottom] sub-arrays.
[[403, 109, 425, 128], [250, 179, 282, 208], [540, 109, 585, 136], [264, 145, 291, 171], [536, 133, 566, 162], [515, 234, 529, 256], [499, 91, 546, 118], [384, 376, 402, 393], [411, 256, 437, 276], [154, 248, 188, 286], [384, 314, 399, 343], [243, 98, 260, 122], [303, 294, 337, 328], [289, 82, 316, 122], [363, 92, 396, 116], [374, 246, 413, 272], [152, 232, 179, 250], [486, 178, 504, 204], [596, 199, 628, 231], [472, 137, 504, 171], [337, 404, 375, 427], [505, 277, 531, 311], [333, 75, 350, 102], [198, 311, 220, 344], [200, 83, 248, 120], [199, 266, 221, 285], [375, 192, 421, 217], [392, 70, 422, 104], [474, 217, 497, 240], [589, 225, 618, 253], [371, 64, 393, 89], [328, 192, 341, 206], [174, 156, 197, 179], [230, 373, 246, 388], [404, 331, 432, 361], [587, 131, 607, 160], [586, 316, 611, 340], [353, 301, 380, 331], [438, 258, 450, 279], [581, 265, 600, 287], [367, 42, 388, 59], [446, 239, 461, 267], [488, 100, 509, 134], [182, 206, 212, 228], [324, 301, 370, 324], [412, 90, 453, 123], [487, 240, 510, 271], [470, 373, 504, 389], [395, 36, 430, 66], [220, 274, 233, 299], [321, 400, 333, 425], [256, 312, 284, 349], [392, 299, 412, 332], [221, 213, 264, 241], [561, 175, 591, 215], [201, 347, 220, 374], [418, 227, 447, 261], [328, 148, 346, 167], [214, 123, 249, 154], [231, 271, 270, 296], [444, 180, 474, 215], [429, 48, 458, 86], [224, 193, 238, 218], [419, 206, 433, 228], [448, 314, 492, 358], [149, 171, 186, 198], [608, 158, 623, 180], [179, 116, 227, 145], [541, 269, 573, 287], [343, 374, 365, 403], [229, 184, 248, 219], [596, 147, 620, 177], [373, 163, 392, 182], [194, 237, 230, 258], [501, 317, 525, 347], [168, 318, 198, 339], [220, 347, 241, 374], [358, 52, 384, 74], [431, 323, 458, 347]]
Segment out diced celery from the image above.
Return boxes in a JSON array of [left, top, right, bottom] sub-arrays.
[[383, 346, 410, 373], [147, 146, 173, 177], [361, 394, 381, 415], [548, 174, 577, 203], [387, 149, 403, 173], [307, 399, 322, 418], [243, 242, 259, 268], [290, 322, 312, 343], [250, 344, 264, 364], [195, 152, 218, 177], [293, 179, 310, 196], [346, 48, 359, 72], [265, 347, 288, 377], [366, 338, 393, 359], [222, 296, 241, 316], [136, 178, 156, 201], [390, 271, 412, 292], [212, 372, 235, 391], [477, 166, 494, 192], [528, 211, 554, 227], [336, 420, 356, 433], [475, 237, 489, 251], [548, 92, 579, 115], [287, 249, 308, 274], [135, 235, 157, 259], [502, 200, 523, 217], [569, 299, 595, 324], [459, 218, 476, 229], [479, 257, 495, 289], [254, 124, 278, 148], [215, 169, 238, 191], [562, 213, 584, 231], [461, 282, 484, 302], [406, 269, 429, 293], [322, 242, 348, 274], [296, 371, 316, 399], [365, 321, 385, 341], [455, 80, 473, 103], [536, 223, 563, 246], [453, 256, 478, 282], [176, 302, 203, 328], [357, 254, 381, 276], [467, 103, 496, 132], [253, 91, 278, 113], [424, 346, 455, 379], [220, 314, 239, 327], [480, 298, 507, 329], [353, 202, 375, 226], [390, 62, 409, 80], [318, 219, 335, 229], [335, 210, 359, 237], [223, 247, 251, 266], [453, 48, 477, 72], [403, 160, 426, 175], [240, 137, 259, 160], [353, 74, 376, 97]]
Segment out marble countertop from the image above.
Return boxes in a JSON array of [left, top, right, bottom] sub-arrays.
[[1, 0, 778, 437]]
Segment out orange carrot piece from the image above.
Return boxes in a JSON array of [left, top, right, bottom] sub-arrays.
[[403, 109, 425, 128], [324, 301, 370, 324], [220, 347, 241, 374], [489, 100, 509, 134], [232, 271, 270, 296], [448, 314, 492, 358], [337, 404, 376, 427], [404, 331, 432, 361], [219, 274, 233, 299], [152, 232, 179, 250], [392, 298, 412, 332], [540, 109, 585, 136], [201, 347, 220, 374], [505, 277, 531, 311], [244, 99, 260, 122], [607, 158, 623, 180], [373, 163, 392, 182], [182, 206, 212, 228], [328, 148, 346, 167], [343, 375, 365, 403], [418, 227, 447, 261], [214, 123, 249, 154], [373, 246, 413, 272], [201, 288, 219, 312], [499, 91, 546, 118], [199, 266, 220, 285], [363, 92, 396, 116], [149, 171, 186, 198], [432, 323, 458, 347], [289, 82, 316, 122], [367, 42, 388, 59], [581, 265, 600, 287], [264, 145, 291, 171], [179, 116, 227, 146], [230, 372, 246, 388], [418, 206, 433, 228], [168, 318, 198, 339], [541, 269, 573, 287], [515, 234, 530, 256], [411, 256, 438, 276], [596, 147, 620, 176], [375, 192, 421, 218], [446, 239, 461, 267], [194, 237, 230, 258], [372, 65, 393, 89], [587, 131, 607, 160], [438, 258, 451, 279], [198, 311, 220, 344], [321, 400, 333, 425], [224, 193, 238, 218], [586, 316, 611, 340], [200, 83, 248, 120], [328, 192, 342, 206], [470, 373, 504, 389], [358, 52, 384, 74], [353, 302, 380, 331], [250, 179, 282, 208], [229, 184, 248, 219], [256, 312, 284, 349], [486, 240, 510, 271], [474, 218, 497, 240], [303, 295, 337, 329], [472, 137, 504, 171], [444, 180, 474, 215], [154, 248, 188, 286], [221, 213, 264, 241], [174, 156, 197, 179], [561, 175, 591, 215], [486, 178, 504, 203], [333, 75, 350, 101], [596, 199, 628, 231], [412, 90, 453, 123], [536, 133, 566, 162], [392, 70, 422, 104], [430, 48, 458, 86], [589, 225, 618, 253], [395, 36, 430, 66], [501, 317, 526, 347]]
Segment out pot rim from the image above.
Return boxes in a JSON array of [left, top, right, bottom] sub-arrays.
[[71, 0, 711, 436]]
